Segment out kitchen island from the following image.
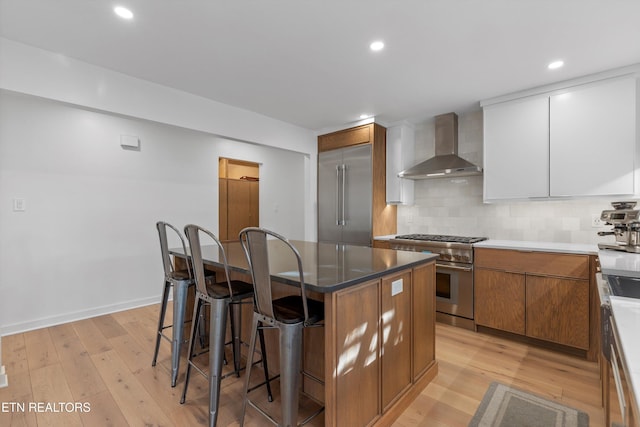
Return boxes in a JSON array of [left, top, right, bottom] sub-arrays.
[[171, 240, 438, 427]]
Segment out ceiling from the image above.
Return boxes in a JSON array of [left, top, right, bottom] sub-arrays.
[[1, 0, 640, 131]]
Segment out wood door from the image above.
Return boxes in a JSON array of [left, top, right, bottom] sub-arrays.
[[381, 270, 412, 410], [226, 179, 258, 241], [526, 275, 590, 349], [475, 268, 525, 335], [218, 179, 228, 241]]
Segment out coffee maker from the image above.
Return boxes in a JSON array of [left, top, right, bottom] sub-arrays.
[[598, 201, 640, 253]]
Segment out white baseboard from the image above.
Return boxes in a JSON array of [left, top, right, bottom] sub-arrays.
[[1, 295, 160, 336], [0, 365, 7, 388]]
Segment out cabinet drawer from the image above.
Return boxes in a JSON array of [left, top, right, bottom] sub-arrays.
[[475, 248, 589, 280]]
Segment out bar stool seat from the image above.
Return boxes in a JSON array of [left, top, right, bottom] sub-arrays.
[[271, 296, 324, 324], [239, 227, 325, 427], [206, 280, 254, 300]]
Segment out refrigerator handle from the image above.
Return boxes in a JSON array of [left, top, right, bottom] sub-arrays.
[[341, 164, 346, 226], [335, 165, 341, 226]]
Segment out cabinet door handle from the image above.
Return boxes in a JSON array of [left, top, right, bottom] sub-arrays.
[[439, 265, 472, 272]]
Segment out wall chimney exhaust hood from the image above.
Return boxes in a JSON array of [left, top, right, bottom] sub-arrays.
[[398, 112, 482, 179]]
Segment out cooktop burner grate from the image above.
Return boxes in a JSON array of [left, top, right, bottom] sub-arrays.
[[394, 234, 488, 244]]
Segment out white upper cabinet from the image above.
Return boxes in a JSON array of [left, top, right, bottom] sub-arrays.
[[386, 123, 415, 205], [483, 96, 550, 200], [550, 78, 636, 197], [483, 75, 637, 201]]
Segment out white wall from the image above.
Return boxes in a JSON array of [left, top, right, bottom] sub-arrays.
[[0, 37, 318, 241], [0, 91, 308, 334], [0, 38, 318, 335], [398, 110, 618, 244]]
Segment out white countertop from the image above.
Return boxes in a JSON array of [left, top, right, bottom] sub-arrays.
[[599, 249, 640, 278], [473, 239, 598, 255]]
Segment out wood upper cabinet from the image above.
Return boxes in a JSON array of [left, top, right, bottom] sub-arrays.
[[475, 248, 590, 350], [482, 76, 637, 201]]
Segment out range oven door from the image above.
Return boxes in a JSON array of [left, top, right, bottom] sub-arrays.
[[435, 262, 474, 320]]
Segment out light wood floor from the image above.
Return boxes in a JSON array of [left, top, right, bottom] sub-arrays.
[[1, 303, 605, 426]]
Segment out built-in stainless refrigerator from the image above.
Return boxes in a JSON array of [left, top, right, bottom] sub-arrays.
[[318, 144, 372, 246]]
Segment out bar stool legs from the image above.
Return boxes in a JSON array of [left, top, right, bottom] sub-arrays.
[[151, 277, 191, 387], [207, 298, 229, 427], [279, 323, 303, 427], [171, 280, 190, 387], [181, 296, 273, 426], [241, 315, 305, 427], [151, 280, 171, 367], [229, 301, 242, 376]]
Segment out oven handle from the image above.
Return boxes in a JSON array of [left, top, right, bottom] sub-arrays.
[[610, 343, 627, 425], [436, 264, 472, 272]]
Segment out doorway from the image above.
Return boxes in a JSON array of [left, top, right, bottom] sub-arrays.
[[219, 158, 259, 242]]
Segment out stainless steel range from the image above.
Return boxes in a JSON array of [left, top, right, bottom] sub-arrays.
[[389, 234, 487, 330]]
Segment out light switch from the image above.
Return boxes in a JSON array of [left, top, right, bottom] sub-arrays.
[[391, 278, 403, 296], [13, 198, 26, 212]]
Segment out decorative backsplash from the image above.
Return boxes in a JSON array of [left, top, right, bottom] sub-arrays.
[[396, 110, 623, 245]]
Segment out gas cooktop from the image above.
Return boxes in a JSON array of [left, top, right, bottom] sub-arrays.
[[394, 234, 488, 244]]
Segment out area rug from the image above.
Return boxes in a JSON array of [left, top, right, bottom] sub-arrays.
[[468, 382, 589, 427]]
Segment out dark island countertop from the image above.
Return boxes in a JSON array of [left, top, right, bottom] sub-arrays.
[[170, 240, 437, 293]]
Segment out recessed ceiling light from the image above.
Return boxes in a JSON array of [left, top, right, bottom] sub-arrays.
[[360, 114, 370, 119], [548, 60, 564, 70], [370, 41, 384, 51], [114, 6, 134, 20]]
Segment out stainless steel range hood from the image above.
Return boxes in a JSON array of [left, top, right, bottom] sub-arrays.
[[398, 112, 482, 179]]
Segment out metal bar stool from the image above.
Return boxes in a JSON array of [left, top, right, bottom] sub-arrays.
[[152, 221, 214, 387], [239, 227, 324, 427], [181, 224, 273, 427]]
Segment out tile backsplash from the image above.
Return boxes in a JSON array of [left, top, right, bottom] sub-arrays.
[[396, 110, 627, 245]]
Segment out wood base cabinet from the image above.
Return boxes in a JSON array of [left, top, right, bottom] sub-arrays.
[[475, 269, 525, 335], [525, 275, 589, 349], [326, 262, 437, 426], [475, 248, 590, 351]]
